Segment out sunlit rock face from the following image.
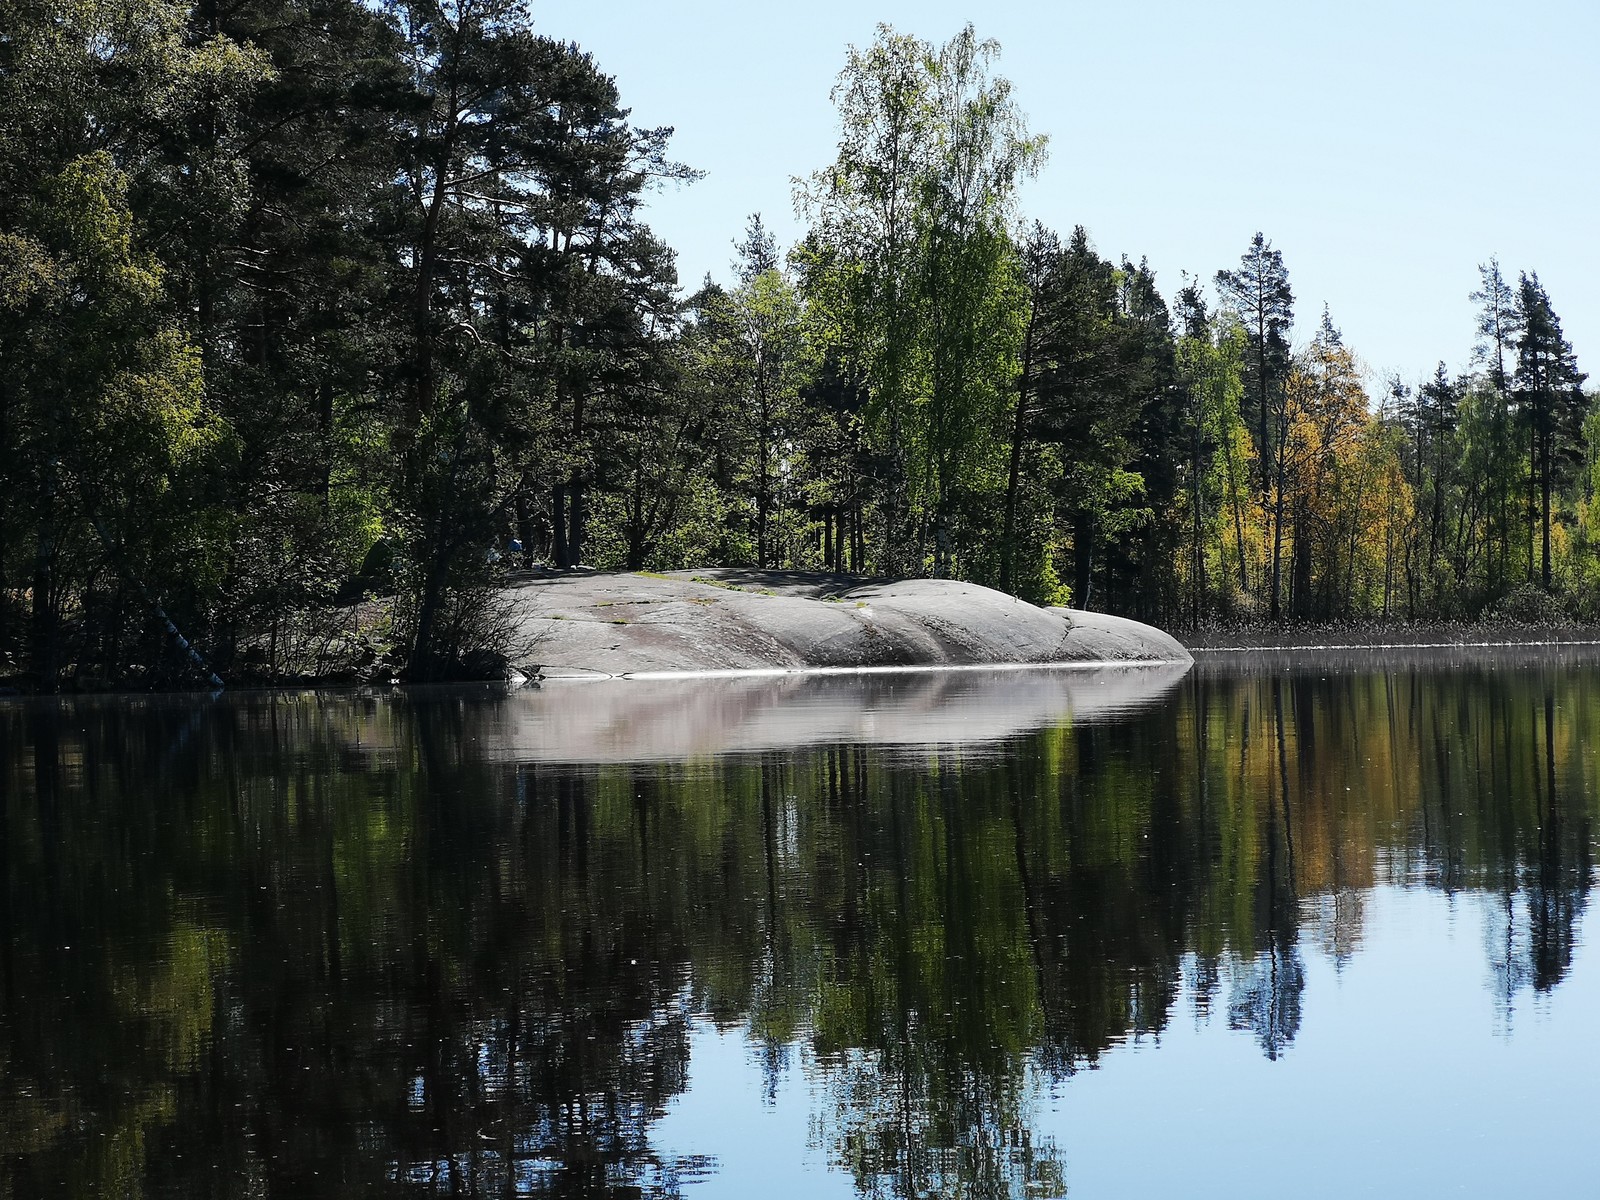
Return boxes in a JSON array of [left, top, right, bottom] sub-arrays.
[[506, 569, 1192, 679]]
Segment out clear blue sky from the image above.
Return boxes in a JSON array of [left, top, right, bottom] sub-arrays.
[[534, 0, 1597, 389]]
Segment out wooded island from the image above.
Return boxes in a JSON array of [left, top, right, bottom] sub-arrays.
[[0, 1, 1592, 688]]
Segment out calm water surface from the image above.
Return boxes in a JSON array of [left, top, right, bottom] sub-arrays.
[[3, 652, 1599, 1197]]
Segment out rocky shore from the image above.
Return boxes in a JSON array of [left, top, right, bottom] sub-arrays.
[[504, 569, 1192, 679]]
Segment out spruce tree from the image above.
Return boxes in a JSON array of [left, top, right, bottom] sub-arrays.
[[1515, 273, 1588, 590]]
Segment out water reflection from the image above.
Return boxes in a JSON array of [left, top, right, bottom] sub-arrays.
[[0, 658, 1595, 1197], [482, 663, 1192, 763]]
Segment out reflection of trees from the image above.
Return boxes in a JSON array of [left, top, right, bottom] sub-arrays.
[[1195, 665, 1596, 1017], [1526, 694, 1590, 993], [1227, 947, 1304, 1061], [1482, 690, 1591, 1022], [1, 660, 1598, 1196], [807, 753, 1066, 1200], [1226, 679, 1304, 1059], [0, 699, 704, 1199], [824, 1051, 1064, 1200]]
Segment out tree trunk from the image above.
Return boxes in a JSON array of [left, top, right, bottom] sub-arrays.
[[1428, 433, 1445, 601], [1528, 415, 1538, 581], [1290, 498, 1312, 619], [1269, 480, 1286, 623], [756, 468, 769, 570], [1541, 428, 1554, 590], [627, 465, 645, 571], [567, 477, 585, 567], [1000, 386, 1029, 594], [411, 83, 459, 427], [515, 490, 536, 568], [409, 552, 448, 681], [1223, 428, 1249, 595], [756, 379, 772, 568], [885, 404, 905, 576], [552, 485, 569, 570], [30, 455, 60, 691], [1255, 305, 1271, 503], [317, 372, 334, 507], [1073, 510, 1094, 610]]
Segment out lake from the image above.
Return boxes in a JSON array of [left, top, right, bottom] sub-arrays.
[[3, 650, 1599, 1197]]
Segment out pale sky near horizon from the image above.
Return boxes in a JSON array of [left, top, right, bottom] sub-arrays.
[[533, 0, 1596, 390]]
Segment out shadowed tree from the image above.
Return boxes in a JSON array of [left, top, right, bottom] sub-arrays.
[[0, 0, 262, 687], [383, 0, 692, 673]]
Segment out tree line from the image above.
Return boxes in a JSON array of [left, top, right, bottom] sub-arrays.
[[1, 3, 1592, 686]]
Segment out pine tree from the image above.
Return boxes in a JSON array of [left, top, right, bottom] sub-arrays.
[[1515, 273, 1588, 590], [1214, 233, 1293, 496], [385, 1, 692, 670], [1471, 258, 1522, 591], [1214, 232, 1293, 616], [1416, 363, 1461, 600]]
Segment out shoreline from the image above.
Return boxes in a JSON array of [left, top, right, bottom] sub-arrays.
[[9, 583, 1600, 696], [1181, 621, 1600, 651], [538, 658, 1197, 683]]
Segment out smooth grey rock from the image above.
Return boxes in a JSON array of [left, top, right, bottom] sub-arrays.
[[503, 569, 1191, 678]]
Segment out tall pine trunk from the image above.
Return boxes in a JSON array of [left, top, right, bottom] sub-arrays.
[[1073, 510, 1094, 609], [1541, 427, 1554, 591], [552, 484, 569, 569]]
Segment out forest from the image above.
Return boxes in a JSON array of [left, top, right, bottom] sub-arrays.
[[1, 0, 1593, 686]]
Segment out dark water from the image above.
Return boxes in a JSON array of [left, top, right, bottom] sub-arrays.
[[3, 654, 1599, 1197]]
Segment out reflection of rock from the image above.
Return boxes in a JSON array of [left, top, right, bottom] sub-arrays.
[[508, 568, 1191, 678], [482, 662, 1192, 763]]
